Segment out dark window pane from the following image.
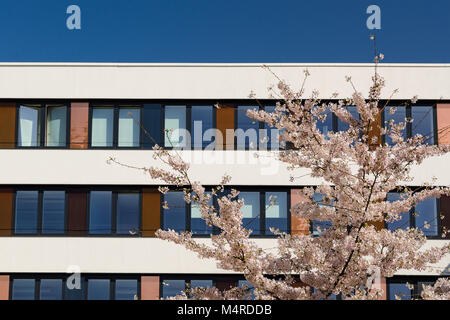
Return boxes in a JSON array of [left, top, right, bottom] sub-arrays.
[[87, 279, 110, 300], [388, 283, 411, 300], [190, 280, 213, 289], [91, 107, 114, 147], [265, 192, 288, 234], [412, 106, 434, 145], [65, 276, 85, 300], [18, 105, 41, 147], [315, 106, 333, 138], [387, 193, 410, 231], [118, 107, 140, 147], [163, 192, 186, 232], [237, 106, 259, 150], [311, 193, 332, 235], [42, 191, 65, 234], [115, 279, 138, 300], [89, 191, 112, 234], [415, 198, 438, 236], [238, 280, 255, 299], [337, 106, 358, 132], [262, 106, 282, 150], [162, 279, 185, 298], [191, 192, 213, 235], [46, 105, 67, 147], [142, 104, 162, 148], [15, 191, 39, 234], [40, 279, 62, 300], [117, 193, 139, 234], [191, 106, 214, 149], [12, 279, 35, 300], [384, 106, 406, 145], [239, 192, 261, 235]]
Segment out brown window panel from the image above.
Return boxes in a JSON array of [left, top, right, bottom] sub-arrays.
[[70, 102, 89, 149], [0, 276, 9, 300], [142, 188, 161, 237], [216, 104, 235, 150], [0, 188, 13, 236], [368, 109, 382, 150], [437, 104, 450, 145], [67, 190, 87, 236], [440, 195, 450, 239], [0, 102, 16, 149]]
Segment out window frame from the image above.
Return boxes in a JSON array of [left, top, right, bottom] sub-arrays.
[[87, 189, 142, 237], [160, 187, 291, 238], [9, 274, 140, 300], [12, 188, 68, 236], [88, 103, 143, 149], [384, 191, 442, 239], [15, 102, 70, 149]]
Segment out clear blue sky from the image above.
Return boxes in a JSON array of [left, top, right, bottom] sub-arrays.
[[0, 0, 448, 63]]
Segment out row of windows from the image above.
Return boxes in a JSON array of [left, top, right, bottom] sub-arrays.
[[13, 103, 437, 149], [15, 103, 281, 150], [312, 192, 441, 238], [317, 105, 436, 145], [6, 188, 444, 238], [9, 188, 290, 237], [163, 190, 290, 236], [10, 276, 139, 300], [387, 277, 447, 300]]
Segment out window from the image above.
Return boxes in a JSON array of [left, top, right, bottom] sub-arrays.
[[18, 105, 41, 147], [18, 104, 68, 147], [163, 191, 187, 233], [238, 280, 256, 299], [15, 190, 66, 235], [337, 106, 358, 132], [191, 193, 213, 235], [89, 191, 139, 235], [12, 279, 35, 300], [388, 282, 411, 300], [164, 105, 187, 148], [383, 105, 435, 145], [15, 191, 39, 234], [311, 193, 332, 236], [91, 106, 114, 147], [161, 279, 213, 299], [118, 107, 140, 147], [386, 192, 410, 231], [89, 191, 112, 234], [46, 105, 67, 147], [412, 106, 434, 145], [42, 191, 66, 234], [87, 279, 111, 300], [191, 106, 214, 149], [387, 192, 439, 237], [384, 106, 407, 145], [116, 193, 140, 234], [265, 192, 288, 233], [12, 276, 138, 300], [315, 106, 333, 138], [262, 106, 282, 150], [115, 279, 138, 300], [40, 279, 63, 300], [237, 106, 259, 150], [162, 279, 186, 299], [239, 192, 261, 235]]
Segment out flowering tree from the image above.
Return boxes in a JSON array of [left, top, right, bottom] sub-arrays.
[[112, 60, 450, 300]]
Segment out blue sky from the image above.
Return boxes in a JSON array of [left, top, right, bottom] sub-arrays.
[[0, 0, 448, 63]]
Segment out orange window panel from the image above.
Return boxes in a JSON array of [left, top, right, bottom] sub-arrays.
[[70, 102, 89, 149], [0, 102, 16, 149], [0, 276, 9, 300], [216, 104, 235, 150], [437, 103, 450, 145], [142, 188, 161, 237], [290, 189, 310, 236]]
